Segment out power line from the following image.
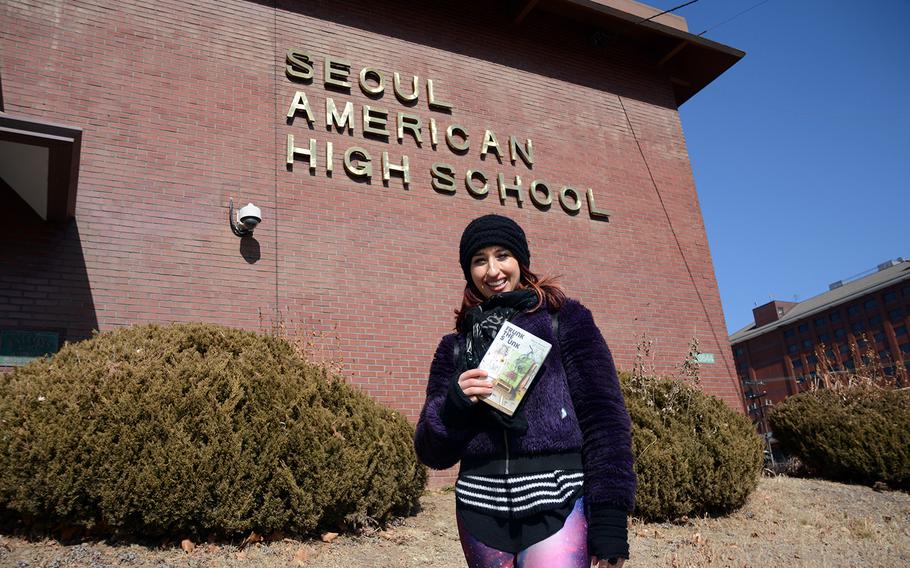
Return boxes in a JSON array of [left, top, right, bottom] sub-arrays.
[[697, 0, 772, 36], [616, 95, 738, 392], [639, 0, 700, 23]]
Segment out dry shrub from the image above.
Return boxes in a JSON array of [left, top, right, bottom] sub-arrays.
[[769, 385, 910, 489], [0, 323, 426, 537], [808, 335, 907, 391], [622, 370, 763, 521]]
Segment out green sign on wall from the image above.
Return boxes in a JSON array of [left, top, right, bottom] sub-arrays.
[[696, 352, 716, 364]]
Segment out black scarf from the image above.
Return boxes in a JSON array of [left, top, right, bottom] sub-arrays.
[[459, 289, 540, 433]]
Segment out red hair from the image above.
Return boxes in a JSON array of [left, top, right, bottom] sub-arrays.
[[454, 263, 566, 332]]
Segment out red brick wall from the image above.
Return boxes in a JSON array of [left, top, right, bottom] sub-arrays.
[[1, 0, 742, 485], [734, 277, 910, 416]]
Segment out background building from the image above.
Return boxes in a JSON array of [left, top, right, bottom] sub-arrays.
[[3, 0, 744, 482], [730, 258, 910, 434]]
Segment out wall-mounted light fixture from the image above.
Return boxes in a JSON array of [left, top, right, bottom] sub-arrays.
[[229, 197, 261, 237]]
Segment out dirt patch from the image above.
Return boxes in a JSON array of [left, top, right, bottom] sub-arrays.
[[631, 476, 910, 567], [2, 476, 908, 567]]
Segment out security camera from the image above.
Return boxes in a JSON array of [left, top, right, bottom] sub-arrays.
[[237, 203, 261, 230], [229, 198, 262, 237]]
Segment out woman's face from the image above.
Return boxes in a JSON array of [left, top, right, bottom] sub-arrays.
[[470, 245, 521, 299]]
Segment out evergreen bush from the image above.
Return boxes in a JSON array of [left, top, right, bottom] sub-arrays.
[[769, 386, 910, 489], [0, 323, 426, 537], [621, 372, 763, 521]]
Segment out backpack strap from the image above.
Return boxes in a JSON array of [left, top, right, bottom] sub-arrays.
[[453, 336, 462, 363]]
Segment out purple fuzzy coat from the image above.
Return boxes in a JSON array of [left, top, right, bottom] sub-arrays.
[[414, 298, 636, 512]]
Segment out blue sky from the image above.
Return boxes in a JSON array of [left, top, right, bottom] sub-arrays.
[[648, 0, 910, 333]]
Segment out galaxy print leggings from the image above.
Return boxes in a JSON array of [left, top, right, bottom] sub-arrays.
[[457, 497, 589, 568]]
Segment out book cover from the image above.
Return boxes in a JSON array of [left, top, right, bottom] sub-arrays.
[[478, 320, 552, 416]]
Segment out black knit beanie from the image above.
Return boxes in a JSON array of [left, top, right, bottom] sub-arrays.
[[459, 214, 531, 282]]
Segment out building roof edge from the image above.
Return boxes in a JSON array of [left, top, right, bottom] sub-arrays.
[[547, 0, 745, 105], [730, 261, 910, 344]]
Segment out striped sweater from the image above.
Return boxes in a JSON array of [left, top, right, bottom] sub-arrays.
[[456, 469, 584, 517]]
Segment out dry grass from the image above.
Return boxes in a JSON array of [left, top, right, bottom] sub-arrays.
[[630, 475, 910, 567], [2, 476, 908, 567]]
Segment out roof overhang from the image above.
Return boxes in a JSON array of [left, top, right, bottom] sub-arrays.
[[524, 0, 745, 106], [0, 113, 82, 221]]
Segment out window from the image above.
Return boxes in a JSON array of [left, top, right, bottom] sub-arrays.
[[830, 311, 842, 323], [834, 328, 846, 339], [807, 354, 818, 364], [896, 324, 908, 336], [802, 339, 812, 349], [844, 359, 855, 370], [864, 299, 878, 310], [798, 323, 809, 334], [903, 285, 910, 297], [875, 331, 886, 343], [831, 363, 841, 371], [784, 328, 796, 338], [884, 366, 894, 375], [826, 348, 835, 358], [884, 291, 898, 304], [814, 317, 827, 328], [856, 338, 867, 349], [788, 344, 798, 354], [792, 359, 803, 369], [848, 305, 861, 316], [817, 332, 829, 343], [735, 346, 745, 356], [839, 344, 851, 355], [869, 315, 882, 326], [852, 322, 866, 333], [736, 361, 748, 371], [889, 307, 904, 321], [901, 343, 910, 354], [878, 350, 890, 361]]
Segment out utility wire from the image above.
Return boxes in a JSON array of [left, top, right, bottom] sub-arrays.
[[639, 0, 700, 23], [697, 0, 771, 36], [616, 95, 739, 393]]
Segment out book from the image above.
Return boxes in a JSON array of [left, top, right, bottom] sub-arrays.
[[478, 320, 552, 416]]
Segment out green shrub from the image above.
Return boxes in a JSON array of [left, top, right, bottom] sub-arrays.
[[621, 372, 763, 521], [769, 386, 910, 489], [0, 323, 426, 537]]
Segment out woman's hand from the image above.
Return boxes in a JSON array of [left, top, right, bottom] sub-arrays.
[[457, 369, 492, 403], [592, 558, 624, 567]]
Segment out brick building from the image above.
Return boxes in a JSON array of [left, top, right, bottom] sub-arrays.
[[2, 0, 744, 480], [730, 259, 910, 435]]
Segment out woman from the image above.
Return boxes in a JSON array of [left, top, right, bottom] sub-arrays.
[[415, 214, 636, 567]]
